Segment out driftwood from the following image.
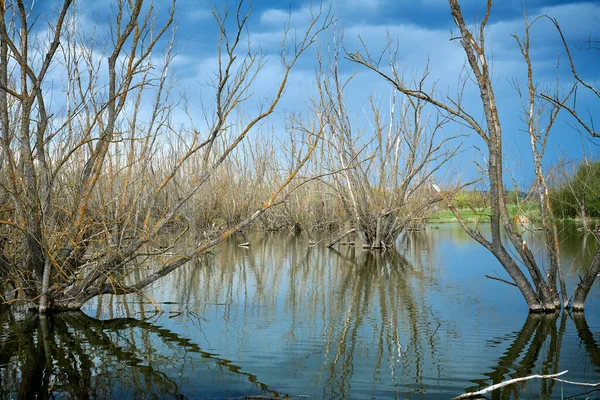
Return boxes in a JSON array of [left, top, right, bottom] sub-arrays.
[[452, 371, 568, 399], [553, 378, 600, 387]]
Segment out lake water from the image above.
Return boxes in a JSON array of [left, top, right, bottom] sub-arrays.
[[1, 224, 599, 399]]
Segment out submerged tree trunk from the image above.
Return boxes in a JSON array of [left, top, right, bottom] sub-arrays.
[[0, 0, 331, 312], [572, 248, 600, 311], [347, 0, 583, 312]]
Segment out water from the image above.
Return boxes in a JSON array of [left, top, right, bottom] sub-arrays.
[[1, 224, 599, 399]]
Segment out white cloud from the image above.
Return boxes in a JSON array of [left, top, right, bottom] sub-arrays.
[[261, 9, 293, 26], [340, 0, 382, 11], [260, 2, 328, 27], [184, 9, 212, 21]]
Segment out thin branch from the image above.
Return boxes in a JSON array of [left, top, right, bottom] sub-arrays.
[[452, 371, 568, 400]]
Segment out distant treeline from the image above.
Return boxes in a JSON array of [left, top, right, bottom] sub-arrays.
[[428, 162, 599, 226]]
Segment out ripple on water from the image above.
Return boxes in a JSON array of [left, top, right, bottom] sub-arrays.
[[2, 228, 600, 399]]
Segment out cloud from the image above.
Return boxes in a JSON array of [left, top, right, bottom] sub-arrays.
[[344, 22, 466, 84], [184, 9, 212, 21], [339, 0, 382, 11], [178, 0, 212, 21], [260, 5, 319, 27]]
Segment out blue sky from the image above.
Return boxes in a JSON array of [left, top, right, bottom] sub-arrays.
[[35, 0, 600, 186], [173, 0, 600, 185]]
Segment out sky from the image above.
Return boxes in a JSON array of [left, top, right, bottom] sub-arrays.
[[33, 0, 600, 187]]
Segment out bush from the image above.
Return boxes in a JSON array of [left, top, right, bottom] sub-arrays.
[[550, 160, 600, 219]]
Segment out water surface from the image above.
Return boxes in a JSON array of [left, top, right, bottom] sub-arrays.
[[1, 224, 599, 399]]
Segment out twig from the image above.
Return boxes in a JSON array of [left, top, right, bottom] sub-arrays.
[[427, 306, 442, 346], [484, 274, 518, 287], [554, 378, 600, 387], [452, 371, 568, 399]]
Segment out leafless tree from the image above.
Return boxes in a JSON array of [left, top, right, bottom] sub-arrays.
[[0, 0, 330, 312], [315, 32, 460, 249], [347, 0, 598, 311], [541, 17, 600, 310]]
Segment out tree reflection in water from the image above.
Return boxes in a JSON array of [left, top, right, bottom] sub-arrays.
[[1, 230, 599, 399], [320, 246, 436, 398], [0, 310, 282, 399], [463, 313, 600, 399], [164, 232, 450, 398]]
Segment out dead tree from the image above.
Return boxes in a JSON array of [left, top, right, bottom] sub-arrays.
[[316, 32, 459, 249], [0, 0, 330, 311], [541, 17, 600, 311], [347, 0, 598, 312]]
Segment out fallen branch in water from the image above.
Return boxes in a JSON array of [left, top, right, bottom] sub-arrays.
[[327, 228, 355, 248], [554, 378, 600, 387], [452, 370, 568, 399]]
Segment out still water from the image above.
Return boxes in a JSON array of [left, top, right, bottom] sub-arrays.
[[1, 224, 599, 399]]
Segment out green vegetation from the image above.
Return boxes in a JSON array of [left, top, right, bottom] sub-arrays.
[[427, 191, 541, 224], [550, 160, 600, 224]]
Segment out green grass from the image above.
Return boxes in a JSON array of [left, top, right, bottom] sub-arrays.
[[428, 203, 541, 224]]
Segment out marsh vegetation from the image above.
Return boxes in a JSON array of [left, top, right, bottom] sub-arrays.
[[0, 0, 599, 397]]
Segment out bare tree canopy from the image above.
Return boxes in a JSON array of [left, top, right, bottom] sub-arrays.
[[0, 0, 331, 312], [314, 31, 460, 249], [347, 0, 600, 312], [0, 0, 597, 315]]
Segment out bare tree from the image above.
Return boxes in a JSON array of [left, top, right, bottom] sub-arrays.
[[541, 18, 600, 310], [315, 33, 459, 249], [347, 0, 598, 311], [0, 0, 330, 312]]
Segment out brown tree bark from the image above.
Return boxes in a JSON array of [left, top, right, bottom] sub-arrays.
[[347, 0, 574, 312]]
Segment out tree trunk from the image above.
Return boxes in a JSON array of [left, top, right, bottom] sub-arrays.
[[571, 248, 600, 311], [580, 204, 590, 233], [327, 228, 356, 248], [495, 247, 557, 312], [39, 257, 52, 313]]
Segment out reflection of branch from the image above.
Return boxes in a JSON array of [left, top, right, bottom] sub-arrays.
[[0, 311, 284, 398], [74, 313, 281, 394], [460, 312, 600, 399], [326, 246, 359, 267], [564, 388, 600, 400], [452, 371, 568, 399], [426, 306, 441, 346], [464, 314, 548, 396], [571, 313, 600, 369]]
